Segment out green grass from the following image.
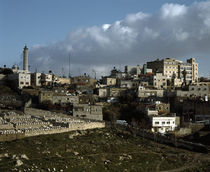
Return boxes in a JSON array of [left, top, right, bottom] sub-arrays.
[[0, 128, 209, 171]]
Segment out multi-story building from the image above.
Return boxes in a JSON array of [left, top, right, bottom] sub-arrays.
[[147, 58, 198, 85], [187, 58, 198, 82], [147, 58, 179, 79], [31, 72, 42, 87], [7, 72, 31, 89], [152, 73, 167, 89], [139, 73, 167, 89]]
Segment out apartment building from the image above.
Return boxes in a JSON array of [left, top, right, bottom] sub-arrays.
[[152, 73, 167, 89], [147, 58, 198, 84]]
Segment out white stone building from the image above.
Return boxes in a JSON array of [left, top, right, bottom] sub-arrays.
[[152, 73, 167, 89], [8, 72, 31, 89], [151, 116, 180, 134]]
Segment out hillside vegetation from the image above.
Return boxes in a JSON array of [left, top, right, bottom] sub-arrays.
[[0, 128, 209, 171]]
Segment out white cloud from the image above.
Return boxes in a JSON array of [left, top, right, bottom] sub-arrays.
[[160, 3, 187, 18], [29, 1, 210, 77], [102, 24, 111, 31]]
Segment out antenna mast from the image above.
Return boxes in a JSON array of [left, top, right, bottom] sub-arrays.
[[69, 53, 71, 78], [92, 69, 96, 79]]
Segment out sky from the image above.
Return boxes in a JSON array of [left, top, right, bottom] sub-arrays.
[[1, 0, 210, 77]]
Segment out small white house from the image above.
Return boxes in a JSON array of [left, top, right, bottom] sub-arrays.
[[8, 72, 31, 89], [151, 116, 180, 134]]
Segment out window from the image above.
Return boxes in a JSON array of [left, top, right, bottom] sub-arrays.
[[167, 121, 170, 124], [162, 121, 165, 124], [155, 121, 159, 124]]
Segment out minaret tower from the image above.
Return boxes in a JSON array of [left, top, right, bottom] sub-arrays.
[[23, 45, 28, 71]]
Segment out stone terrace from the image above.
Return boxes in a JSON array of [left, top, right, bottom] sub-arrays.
[[0, 109, 105, 141]]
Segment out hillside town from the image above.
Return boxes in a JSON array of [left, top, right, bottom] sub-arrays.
[[0, 46, 209, 143]]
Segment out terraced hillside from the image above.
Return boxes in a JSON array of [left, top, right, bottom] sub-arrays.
[[0, 128, 209, 172]]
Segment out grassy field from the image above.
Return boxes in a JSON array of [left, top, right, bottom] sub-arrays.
[[0, 128, 209, 172]]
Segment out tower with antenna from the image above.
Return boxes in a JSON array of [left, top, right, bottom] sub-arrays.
[[23, 45, 28, 71]]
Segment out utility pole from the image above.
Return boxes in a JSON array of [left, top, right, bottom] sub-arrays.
[[92, 69, 96, 79], [62, 66, 65, 78], [68, 53, 71, 78]]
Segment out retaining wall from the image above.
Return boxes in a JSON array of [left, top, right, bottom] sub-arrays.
[[128, 126, 208, 153]]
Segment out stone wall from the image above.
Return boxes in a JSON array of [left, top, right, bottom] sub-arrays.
[[0, 108, 105, 142], [0, 133, 25, 142], [24, 122, 105, 137], [24, 108, 60, 117]]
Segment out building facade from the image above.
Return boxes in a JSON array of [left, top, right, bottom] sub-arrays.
[[147, 58, 198, 85], [151, 116, 180, 134], [73, 104, 103, 121], [31, 72, 42, 87], [8, 72, 31, 89]]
